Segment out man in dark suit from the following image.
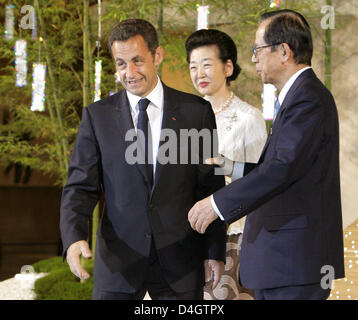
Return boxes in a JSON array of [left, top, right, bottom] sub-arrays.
[[188, 10, 345, 300], [60, 19, 226, 300]]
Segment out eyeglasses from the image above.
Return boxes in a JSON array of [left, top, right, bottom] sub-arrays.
[[251, 43, 282, 58]]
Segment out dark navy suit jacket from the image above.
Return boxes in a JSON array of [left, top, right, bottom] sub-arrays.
[[214, 69, 345, 290], [60, 83, 226, 293]]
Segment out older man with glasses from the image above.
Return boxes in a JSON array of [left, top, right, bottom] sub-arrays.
[[188, 9, 345, 300]]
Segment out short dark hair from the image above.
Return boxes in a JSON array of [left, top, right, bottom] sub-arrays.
[[185, 29, 241, 84], [260, 9, 313, 66], [108, 19, 159, 55]]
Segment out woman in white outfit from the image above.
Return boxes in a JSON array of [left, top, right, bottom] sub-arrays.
[[185, 29, 267, 300]]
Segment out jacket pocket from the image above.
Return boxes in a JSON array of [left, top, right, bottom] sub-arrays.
[[264, 214, 308, 231]]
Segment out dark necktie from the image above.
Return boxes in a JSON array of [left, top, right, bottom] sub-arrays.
[[273, 98, 281, 122], [137, 98, 153, 186]]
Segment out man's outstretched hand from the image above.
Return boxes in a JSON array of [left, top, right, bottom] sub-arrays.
[[66, 240, 92, 280], [188, 196, 218, 234]]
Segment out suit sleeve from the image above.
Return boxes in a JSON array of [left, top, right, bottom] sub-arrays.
[[60, 107, 101, 258], [243, 163, 257, 176], [196, 101, 227, 262], [213, 91, 325, 224]]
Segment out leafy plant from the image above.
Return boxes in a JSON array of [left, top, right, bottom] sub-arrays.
[[33, 256, 94, 300]]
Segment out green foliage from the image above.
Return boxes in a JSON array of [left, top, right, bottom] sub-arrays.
[[0, 1, 77, 184], [32, 256, 94, 300], [0, 1, 116, 186], [32, 256, 66, 273]]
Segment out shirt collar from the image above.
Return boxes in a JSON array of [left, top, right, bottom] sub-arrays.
[[126, 76, 163, 112], [278, 66, 311, 105]]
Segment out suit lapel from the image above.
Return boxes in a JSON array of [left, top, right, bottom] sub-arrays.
[[115, 90, 151, 190], [115, 90, 134, 134], [258, 69, 315, 163], [152, 84, 181, 191]]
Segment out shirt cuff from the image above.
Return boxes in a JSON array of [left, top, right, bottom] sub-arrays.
[[232, 161, 245, 181], [211, 195, 225, 221]]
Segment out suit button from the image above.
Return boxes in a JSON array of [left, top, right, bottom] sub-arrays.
[[145, 233, 152, 239]]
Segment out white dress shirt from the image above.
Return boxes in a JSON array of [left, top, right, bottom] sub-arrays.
[[126, 76, 164, 174], [278, 67, 311, 106], [212, 67, 312, 220]]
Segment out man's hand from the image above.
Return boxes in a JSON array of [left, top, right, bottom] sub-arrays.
[[188, 196, 218, 234], [204, 259, 225, 290], [66, 240, 92, 280], [205, 155, 234, 176]]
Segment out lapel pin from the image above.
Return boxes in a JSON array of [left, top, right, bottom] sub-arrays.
[[172, 116, 176, 121]]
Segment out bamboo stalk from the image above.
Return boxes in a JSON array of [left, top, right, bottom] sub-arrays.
[[324, 0, 332, 90], [157, 0, 164, 77], [91, 202, 100, 257], [83, 0, 90, 107], [88, 5, 94, 101], [82, 0, 99, 279], [34, 0, 68, 182]]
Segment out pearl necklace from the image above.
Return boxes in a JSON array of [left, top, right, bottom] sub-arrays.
[[213, 91, 234, 115]]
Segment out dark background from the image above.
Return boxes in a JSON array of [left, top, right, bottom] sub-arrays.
[[0, 186, 62, 281]]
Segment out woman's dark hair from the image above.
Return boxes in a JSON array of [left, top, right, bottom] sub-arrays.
[[185, 29, 241, 84], [260, 9, 313, 66], [108, 19, 158, 56]]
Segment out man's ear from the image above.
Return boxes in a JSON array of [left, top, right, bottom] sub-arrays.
[[154, 46, 164, 67]]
